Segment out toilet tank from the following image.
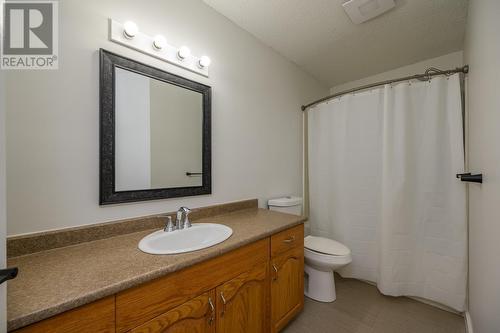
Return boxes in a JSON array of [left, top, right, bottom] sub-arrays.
[[268, 196, 302, 215]]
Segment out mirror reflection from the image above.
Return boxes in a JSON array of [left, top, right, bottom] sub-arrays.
[[114, 67, 203, 191]]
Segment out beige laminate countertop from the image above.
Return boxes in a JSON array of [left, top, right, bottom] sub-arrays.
[[7, 208, 306, 331]]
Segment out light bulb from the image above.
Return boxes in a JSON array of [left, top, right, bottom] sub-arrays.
[[152, 35, 166, 50], [123, 21, 138, 39], [198, 55, 211, 68], [177, 46, 191, 60]]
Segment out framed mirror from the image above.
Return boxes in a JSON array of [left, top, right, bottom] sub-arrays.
[[99, 49, 211, 205]]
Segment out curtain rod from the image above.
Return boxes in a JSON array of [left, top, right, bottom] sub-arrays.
[[301, 65, 469, 111]]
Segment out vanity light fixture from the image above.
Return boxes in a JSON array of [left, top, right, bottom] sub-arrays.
[[123, 21, 138, 39], [152, 35, 166, 50], [198, 56, 211, 68], [109, 19, 210, 77], [177, 46, 191, 60]]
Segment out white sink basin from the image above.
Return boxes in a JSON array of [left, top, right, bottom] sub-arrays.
[[138, 223, 233, 255]]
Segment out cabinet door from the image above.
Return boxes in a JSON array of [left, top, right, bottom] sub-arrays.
[[129, 291, 216, 333], [271, 247, 304, 333], [216, 262, 269, 333]]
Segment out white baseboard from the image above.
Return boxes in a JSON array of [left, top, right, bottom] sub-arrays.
[[465, 311, 474, 333]]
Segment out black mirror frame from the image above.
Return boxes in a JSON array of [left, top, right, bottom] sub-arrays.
[[99, 49, 212, 205]]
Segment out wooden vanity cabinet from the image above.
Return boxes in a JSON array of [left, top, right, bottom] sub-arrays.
[[128, 262, 270, 333], [12, 224, 305, 333], [270, 225, 305, 333], [115, 239, 269, 333]]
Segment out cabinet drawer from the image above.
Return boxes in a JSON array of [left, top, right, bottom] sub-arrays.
[[271, 224, 304, 257]]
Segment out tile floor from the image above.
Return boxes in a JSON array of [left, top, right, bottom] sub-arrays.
[[283, 274, 465, 333]]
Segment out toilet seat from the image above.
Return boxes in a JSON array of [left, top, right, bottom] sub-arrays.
[[304, 247, 352, 266], [304, 235, 350, 256]]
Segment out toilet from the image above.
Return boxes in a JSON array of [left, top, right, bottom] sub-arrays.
[[268, 196, 352, 303], [303, 236, 352, 302]]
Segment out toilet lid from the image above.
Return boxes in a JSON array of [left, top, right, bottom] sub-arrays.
[[304, 236, 350, 256]]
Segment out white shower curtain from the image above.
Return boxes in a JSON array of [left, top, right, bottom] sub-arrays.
[[308, 74, 467, 311]]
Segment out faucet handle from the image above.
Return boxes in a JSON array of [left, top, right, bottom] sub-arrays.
[[180, 206, 191, 214], [163, 216, 175, 232], [180, 207, 192, 229]]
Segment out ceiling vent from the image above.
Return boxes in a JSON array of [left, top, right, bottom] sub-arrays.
[[342, 0, 396, 24]]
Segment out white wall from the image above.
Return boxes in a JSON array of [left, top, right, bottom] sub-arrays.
[[150, 81, 203, 188], [115, 68, 151, 191], [5, 0, 326, 235], [330, 51, 464, 93], [464, 1, 500, 332]]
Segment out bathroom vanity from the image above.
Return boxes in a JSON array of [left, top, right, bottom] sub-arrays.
[[7, 202, 305, 333]]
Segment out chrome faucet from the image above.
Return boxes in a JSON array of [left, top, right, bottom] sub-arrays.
[[176, 206, 192, 229]]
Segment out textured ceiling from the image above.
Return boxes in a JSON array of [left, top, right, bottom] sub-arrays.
[[203, 0, 468, 87]]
